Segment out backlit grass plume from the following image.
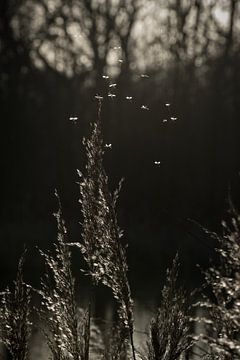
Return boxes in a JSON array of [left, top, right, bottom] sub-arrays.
[[147, 255, 193, 360], [74, 102, 136, 359], [194, 206, 240, 359], [0, 250, 32, 360], [38, 191, 89, 360]]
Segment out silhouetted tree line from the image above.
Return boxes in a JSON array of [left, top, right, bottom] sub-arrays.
[[1, 0, 240, 289]]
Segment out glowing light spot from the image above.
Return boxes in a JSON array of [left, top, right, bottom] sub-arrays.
[[95, 94, 103, 100], [108, 93, 116, 99], [69, 116, 78, 124], [105, 143, 112, 149]]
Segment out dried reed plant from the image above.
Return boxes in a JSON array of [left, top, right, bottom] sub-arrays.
[[147, 255, 193, 360], [0, 250, 32, 360], [72, 101, 136, 359], [38, 191, 89, 360], [194, 206, 240, 359]]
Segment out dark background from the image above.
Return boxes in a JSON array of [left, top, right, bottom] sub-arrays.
[[1, 0, 240, 299]]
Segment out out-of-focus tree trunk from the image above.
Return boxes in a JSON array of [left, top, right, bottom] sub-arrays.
[[224, 0, 238, 58]]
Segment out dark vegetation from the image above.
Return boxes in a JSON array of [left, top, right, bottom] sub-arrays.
[[1, 0, 240, 358]]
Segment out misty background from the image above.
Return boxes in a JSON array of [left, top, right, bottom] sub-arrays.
[[1, 0, 240, 300]]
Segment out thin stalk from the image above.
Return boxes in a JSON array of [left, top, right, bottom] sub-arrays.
[[84, 299, 91, 360], [129, 328, 136, 360], [84, 281, 95, 360]]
